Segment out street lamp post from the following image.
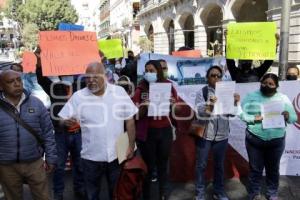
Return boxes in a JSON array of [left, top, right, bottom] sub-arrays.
[[278, 0, 292, 80]]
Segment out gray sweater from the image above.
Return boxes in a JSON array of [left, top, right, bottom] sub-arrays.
[[195, 85, 231, 141]]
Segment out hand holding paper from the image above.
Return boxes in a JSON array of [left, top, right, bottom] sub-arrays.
[[213, 81, 236, 115], [116, 132, 137, 164], [148, 83, 172, 116], [262, 101, 285, 129], [282, 111, 289, 122]]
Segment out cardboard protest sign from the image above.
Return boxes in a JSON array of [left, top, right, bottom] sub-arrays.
[[172, 50, 202, 58], [98, 39, 123, 59], [58, 23, 84, 31], [39, 31, 100, 76], [226, 22, 277, 60], [22, 51, 37, 73]]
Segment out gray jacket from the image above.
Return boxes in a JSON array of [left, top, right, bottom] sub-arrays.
[[195, 85, 231, 141], [0, 91, 57, 164]]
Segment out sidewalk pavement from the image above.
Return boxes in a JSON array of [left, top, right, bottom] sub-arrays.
[[0, 175, 299, 200], [168, 176, 300, 200]]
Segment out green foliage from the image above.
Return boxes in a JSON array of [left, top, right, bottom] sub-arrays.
[[9, 0, 78, 30], [4, 0, 78, 49], [21, 23, 39, 50], [3, 0, 23, 19], [139, 36, 153, 53]]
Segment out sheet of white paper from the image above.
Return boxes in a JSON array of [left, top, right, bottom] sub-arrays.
[[214, 81, 236, 115], [262, 101, 285, 129], [116, 132, 137, 164], [148, 83, 172, 116]]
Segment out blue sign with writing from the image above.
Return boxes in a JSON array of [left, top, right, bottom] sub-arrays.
[[58, 23, 84, 31]]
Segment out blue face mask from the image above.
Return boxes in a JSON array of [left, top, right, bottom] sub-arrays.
[[144, 72, 157, 83]]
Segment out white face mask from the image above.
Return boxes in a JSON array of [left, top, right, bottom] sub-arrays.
[[144, 72, 157, 83], [115, 64, 122, 69]]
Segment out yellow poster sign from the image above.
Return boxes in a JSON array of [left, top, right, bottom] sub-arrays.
[[98, 39, 123, 59], [226, 22, 277, 60]]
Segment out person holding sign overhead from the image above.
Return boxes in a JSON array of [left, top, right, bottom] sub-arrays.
[[194, 66, 241, 200], [35, 52, 86, 200], [240, 73, 297, 200], [225, 25, 280, 83], [132, 60, 179, 200]]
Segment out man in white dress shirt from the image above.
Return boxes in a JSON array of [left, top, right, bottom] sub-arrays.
[[58, 62, 138, 200]]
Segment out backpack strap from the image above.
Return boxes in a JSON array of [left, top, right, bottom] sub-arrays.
[[0, 100, 45, 148], [202, 86, 208, 102]]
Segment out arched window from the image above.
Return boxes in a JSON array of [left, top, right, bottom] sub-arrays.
[[183, 15, 194, 49], [203, 5, 223, 56], [232, 0, 268, 22]]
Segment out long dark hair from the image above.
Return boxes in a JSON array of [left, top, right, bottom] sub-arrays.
[[145, 60, 165, 82]]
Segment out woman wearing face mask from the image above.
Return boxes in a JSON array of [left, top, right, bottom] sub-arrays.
[[286, 65, 299, 80], [195, 66, 240, 200], [240, 73, 297, 200], [132, 60, 179, 200]]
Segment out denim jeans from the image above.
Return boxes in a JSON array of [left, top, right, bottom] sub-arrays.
[[195, 138, 228, 198], [245, 131, 285, 199], [81, 159, 120, 200], [52, 131, 84, 196], [139, 126, 173, 199]]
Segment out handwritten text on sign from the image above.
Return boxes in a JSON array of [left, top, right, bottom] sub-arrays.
[[98, 39, 123, 59], [39, 31, 100, 76], [226, 22, 277, 60]]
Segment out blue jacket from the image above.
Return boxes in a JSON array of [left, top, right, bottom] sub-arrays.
[[0, 91, 57, 164]]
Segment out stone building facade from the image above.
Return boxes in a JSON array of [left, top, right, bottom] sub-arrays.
[[71, 0, 101, 36], [138, 0, 300, 64], [100, 0, 111, 38], [109, 0, 141, 53]]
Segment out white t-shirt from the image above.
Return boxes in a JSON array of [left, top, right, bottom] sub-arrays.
[[58, 83, 138, 162]]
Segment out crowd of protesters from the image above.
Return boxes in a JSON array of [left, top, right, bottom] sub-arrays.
[[0, 31, 299, 200]]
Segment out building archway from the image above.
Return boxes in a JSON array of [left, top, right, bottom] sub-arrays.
[[201, 4, 223, 56], [184, 15, 194, 49], [179, 14, 195, 49], [164, 19, 175, 54], [231, 0, 268, 22]]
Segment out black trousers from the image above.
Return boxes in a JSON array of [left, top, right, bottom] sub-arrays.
[[138, 126, 173, 199]]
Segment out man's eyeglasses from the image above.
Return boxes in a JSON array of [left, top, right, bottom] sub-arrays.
[[209, 74, 222, 79]]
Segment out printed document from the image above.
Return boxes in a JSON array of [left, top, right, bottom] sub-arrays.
[[148, 83, 172, 116], [262, 101, 285, 129], [214, 81, 236, 115]]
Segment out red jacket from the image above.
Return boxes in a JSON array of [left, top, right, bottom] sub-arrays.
[[114, 156, 147, 200], [132, 79, 178, 141]]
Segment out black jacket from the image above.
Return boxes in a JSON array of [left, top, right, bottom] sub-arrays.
[[226, 59, 273, 83], [36, 67, 85, 131]]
